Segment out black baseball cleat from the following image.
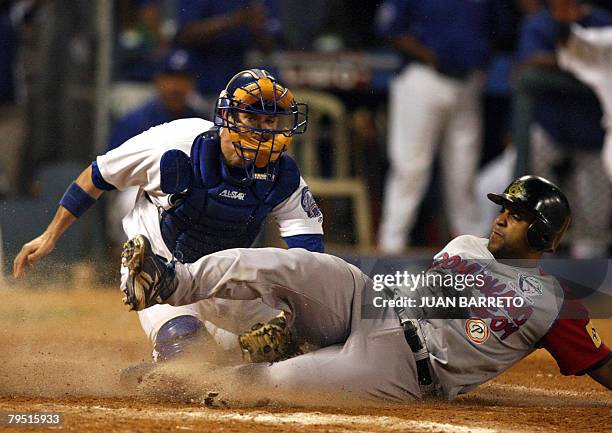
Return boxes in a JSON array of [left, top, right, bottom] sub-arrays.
[[121, 234, 177, 311]]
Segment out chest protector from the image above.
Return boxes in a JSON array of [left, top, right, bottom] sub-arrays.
[[159, 128, 300, 263]]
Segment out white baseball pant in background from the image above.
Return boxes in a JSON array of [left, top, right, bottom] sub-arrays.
[[379, 64, 483, 253], [558, 24, 612, 182]]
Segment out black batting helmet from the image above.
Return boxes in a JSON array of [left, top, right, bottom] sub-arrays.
[[487, 175, 571, 252]]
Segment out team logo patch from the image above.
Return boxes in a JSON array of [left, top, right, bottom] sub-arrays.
[[507, 180, 526, 200], [465, 318, 490, 344], [586, 321, 602, 349], [516, 274, 543, 304], [219, 189, 246, 200], [301, 187, 322, 218]]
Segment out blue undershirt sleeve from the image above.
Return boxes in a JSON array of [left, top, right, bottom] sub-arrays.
[[283, 234, 324, 253], [91, 160, 117, 191]]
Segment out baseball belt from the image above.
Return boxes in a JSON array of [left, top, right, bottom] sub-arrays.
[[384, 288, 437, 396], [401, 319, 436, 394]]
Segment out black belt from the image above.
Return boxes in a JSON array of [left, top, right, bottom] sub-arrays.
[[383, 287, 436, 394], [402, 320, 434, 389]]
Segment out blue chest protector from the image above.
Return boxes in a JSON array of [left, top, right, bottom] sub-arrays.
[[159, 128, 300, 263]]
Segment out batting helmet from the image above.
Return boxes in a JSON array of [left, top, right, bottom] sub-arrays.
[[214, 69, 308, 180], [487, 175, 571, 252]]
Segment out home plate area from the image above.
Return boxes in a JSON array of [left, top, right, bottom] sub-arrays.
[[0, 286, 609, 433]]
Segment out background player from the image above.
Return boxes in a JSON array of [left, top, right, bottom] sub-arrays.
[[375, 0, 509, 253], [558, 23, 612, 181], [13, 68, 324, 361], [122, 175, 610, 404]]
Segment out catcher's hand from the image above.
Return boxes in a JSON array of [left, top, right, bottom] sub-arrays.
[[13, 232, 57, 278], [238, 313, 299, 363]]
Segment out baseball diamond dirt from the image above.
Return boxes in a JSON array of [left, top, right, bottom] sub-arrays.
[[0, 281, 610, 433]]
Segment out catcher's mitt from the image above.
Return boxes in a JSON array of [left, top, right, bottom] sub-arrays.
[[238, 313, 299, 363]]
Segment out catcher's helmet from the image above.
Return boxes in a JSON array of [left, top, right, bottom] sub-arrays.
[[214, 69, 308, 180], [487, 175, 571, 252]]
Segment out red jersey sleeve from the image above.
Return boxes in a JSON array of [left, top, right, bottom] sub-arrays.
[[538, 294, 610, 376]]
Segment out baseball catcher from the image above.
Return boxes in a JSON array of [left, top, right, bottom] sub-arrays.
[[14, 68, 324, 363]]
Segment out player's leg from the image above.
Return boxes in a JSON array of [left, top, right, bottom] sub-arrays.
[[378, 64, 448, 253], [192, 298, 278, 338], [122, 243, 358, 348], [569, 150, 611, 258], [119, 211, 253, 360], [529, 124, 564, 182], [118, 293, 215, 386], [171, 248, 357, 348], [176, 249, 419, 405], [217, 313, 420, 406], [122, 263, 249, 361], [120, 266, 210, 360], [441, 73, 483, 236], [137, 305, 211, 361], [122, 239, 423, 403], [144, 301, 277, 359]]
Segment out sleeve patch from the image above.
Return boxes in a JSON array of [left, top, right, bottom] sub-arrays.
[[586, 321, 603, 349], [300, 186, 321, 219]]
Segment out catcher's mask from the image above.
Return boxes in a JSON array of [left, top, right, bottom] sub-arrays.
[[214, 69, 308, 181]]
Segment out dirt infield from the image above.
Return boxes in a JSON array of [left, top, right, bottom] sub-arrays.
[[0, 283, 610, 433]]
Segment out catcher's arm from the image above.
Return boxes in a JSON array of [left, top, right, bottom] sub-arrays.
[[13, 164, 104, 278]]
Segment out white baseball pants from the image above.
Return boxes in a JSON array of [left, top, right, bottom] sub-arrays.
[[379, 64, 483, 253]]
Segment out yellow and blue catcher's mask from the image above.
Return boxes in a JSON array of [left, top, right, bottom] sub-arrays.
[[214, 69, 308, 180]]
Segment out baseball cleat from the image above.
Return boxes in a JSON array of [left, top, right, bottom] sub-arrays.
[[121, 234, 177, 311]]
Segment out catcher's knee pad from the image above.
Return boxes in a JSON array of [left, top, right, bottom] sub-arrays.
[[153, 315, 206, 362]]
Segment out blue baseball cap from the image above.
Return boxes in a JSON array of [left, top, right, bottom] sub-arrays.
[[159, 49, 193, 76]]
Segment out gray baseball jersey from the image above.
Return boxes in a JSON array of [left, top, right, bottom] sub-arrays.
[[161, 236, 606, 403], [412, 235, 565, 399]]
